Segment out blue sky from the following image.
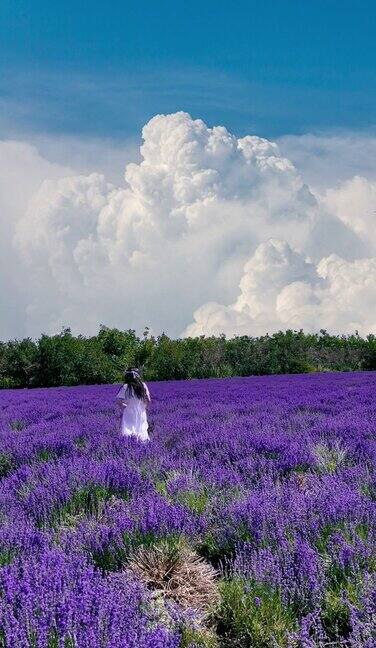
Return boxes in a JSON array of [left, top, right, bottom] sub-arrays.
[[1, 1, 376, 341], [1, 0, 376, 140]]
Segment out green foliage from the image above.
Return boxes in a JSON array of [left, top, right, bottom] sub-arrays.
[[154, 479, 169, 498], [313, 522, 374, 640], [52, 482, 130, 530], [315, 522, 347, 556], [216, 578, 296, 647], [360, 334, 376, 370], [0, 337, 38, 387], [0, 376, 17, 389], [37, 449, 56, 463], [197, 524, 252, 568], [9, 419, 25, 431], [36, 328, 117, 387], [177, 489, 210, 514], [313, 441, 348, 474], [47, 632, 75, 648], [0, 549, 16, 567], [180, 626, 218, 647], [92, 531, 183, 572], [321, 587, 352, 639], [73, 436, 87, 449], [0, 453, 14, 478], [0, 327, 375, 388]]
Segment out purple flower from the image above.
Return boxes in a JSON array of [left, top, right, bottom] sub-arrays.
[[0, 371, 375, 644]]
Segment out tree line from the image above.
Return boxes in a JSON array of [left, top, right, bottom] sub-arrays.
[[0, 326, 375, 389]]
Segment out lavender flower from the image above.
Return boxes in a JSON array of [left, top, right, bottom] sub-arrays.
[[0, 372, 375, 644]]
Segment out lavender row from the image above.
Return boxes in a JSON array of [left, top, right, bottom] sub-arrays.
[[0, 372, 375, 646]]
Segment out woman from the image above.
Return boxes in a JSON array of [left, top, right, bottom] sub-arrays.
[[116, 368, 151, 441]]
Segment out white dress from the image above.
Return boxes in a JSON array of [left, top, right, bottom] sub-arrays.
[[116, 383, 150, 441]]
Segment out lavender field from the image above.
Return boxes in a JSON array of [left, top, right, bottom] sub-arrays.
[[0, 373, 375, 647]]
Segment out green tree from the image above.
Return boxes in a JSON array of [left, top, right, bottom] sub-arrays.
[[0, 338, 38, 387], [0, 327, 375, 389]]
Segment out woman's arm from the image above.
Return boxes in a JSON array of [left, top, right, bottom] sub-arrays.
[[116, 386, 126, 416], [116, 399, 126, 419], [144, 383, 151, 406]]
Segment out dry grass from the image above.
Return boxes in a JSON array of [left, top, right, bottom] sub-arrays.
[[128, 540, 220, 621]]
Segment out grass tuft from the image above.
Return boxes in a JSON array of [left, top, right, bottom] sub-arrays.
[[216, 578, 295, 648], [313, 441, 348, 474], [9, 419, 25, 431], [0, 453, 14, 479], [180, 626, 218, 647], [177, 490, 210, 514]]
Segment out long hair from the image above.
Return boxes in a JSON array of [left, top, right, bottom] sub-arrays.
[[123, 368, 148, 401]]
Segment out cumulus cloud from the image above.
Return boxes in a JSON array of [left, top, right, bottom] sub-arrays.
[[278, 132, 376, 190], [0, 141, 73, 339], [2, 112, 376, 339], [186, 239, 376, 337], [322, 176, 376, 249]]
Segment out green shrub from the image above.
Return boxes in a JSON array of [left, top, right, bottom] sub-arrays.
[[0, 377, 17, 389]]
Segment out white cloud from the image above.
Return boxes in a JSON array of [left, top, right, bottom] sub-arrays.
[[0, 136, 137, 339], [186, 240, 376, 337], [0, 141, 73, 339], [2, 112, 376, 339], [278, 132, 376, 191], [322, 176, 376, 249]]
